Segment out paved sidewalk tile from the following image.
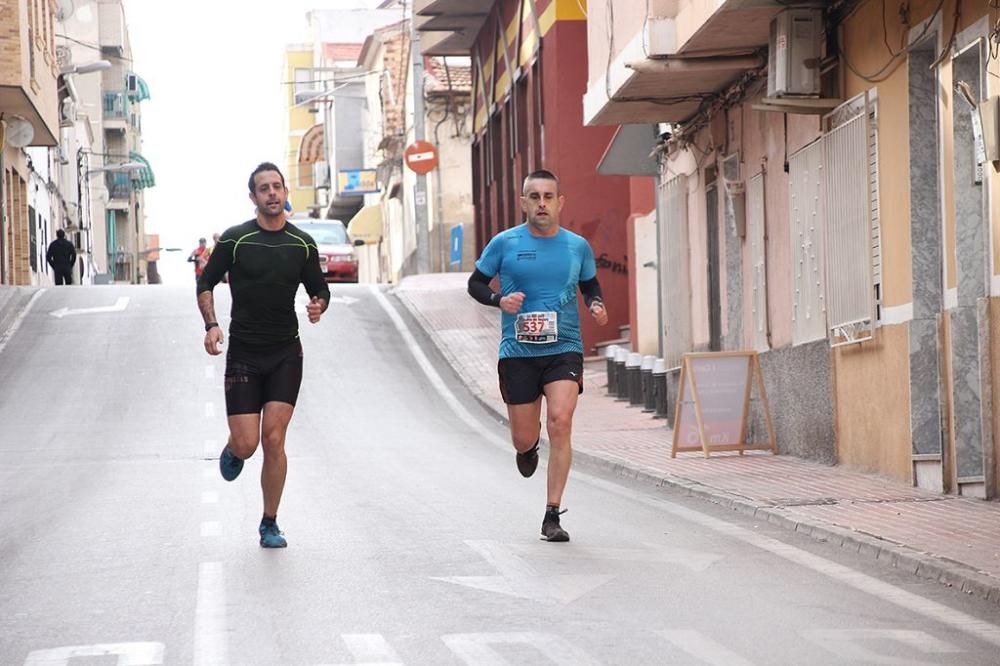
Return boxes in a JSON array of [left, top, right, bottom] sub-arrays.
[[393, 274, 1000, 599]]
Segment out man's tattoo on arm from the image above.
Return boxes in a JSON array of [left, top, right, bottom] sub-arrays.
[[197, 291, 217, 326]]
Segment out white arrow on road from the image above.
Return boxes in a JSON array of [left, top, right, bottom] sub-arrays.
[[329, 295, 358, 305], [49, 297, 130, 318], [432, 540, 616, 604], [510, 543, 724, 572]]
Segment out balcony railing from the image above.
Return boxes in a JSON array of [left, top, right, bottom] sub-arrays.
[[106, 172, 132, 199], [103, 91, 128, 120]]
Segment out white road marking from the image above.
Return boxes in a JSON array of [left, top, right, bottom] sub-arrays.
[[341, 634, 403, 664], [49, 296, 129, 318], [23, 642, 164, 665], [433, 540, 614, 604], [511, 543, 723, 572], [657, 630, 757, 666], [201, 491, 219, 505], [442, 632, 600, 666], [802, 629, 962, 665], [370, 287, 509, 450], [202, 465, 215, 481], [204, 402, 215, 418], [204, 439, 218, 459], [329, 295, 359, 305], [205, 365, 215, 379], [578, 472, 1000, 649], [0, 289, 45, 355], [378, 285, 1000, 649], [200, 521, 221, 538], [193, 562, 228, 666]]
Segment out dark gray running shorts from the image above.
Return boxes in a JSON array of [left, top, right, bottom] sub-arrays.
[[224, 338, 304, 415]]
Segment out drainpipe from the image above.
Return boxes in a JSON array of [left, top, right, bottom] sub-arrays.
[[626, 54, 765, 74]]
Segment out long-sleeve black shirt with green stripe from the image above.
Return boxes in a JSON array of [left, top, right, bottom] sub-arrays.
[[197, 219, 331, 346]]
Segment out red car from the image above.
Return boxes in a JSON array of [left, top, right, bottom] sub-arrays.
[[297, 220, 360, 283]]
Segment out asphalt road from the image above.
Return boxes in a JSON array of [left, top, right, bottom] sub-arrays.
[[1, 284, 999, 665]]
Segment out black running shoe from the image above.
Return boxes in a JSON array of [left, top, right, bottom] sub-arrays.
[[541, 507, 570, 542], [516, 443, 539, 478]]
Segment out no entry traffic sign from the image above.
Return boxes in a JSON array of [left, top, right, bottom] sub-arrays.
[[404, 140, 439, 175]]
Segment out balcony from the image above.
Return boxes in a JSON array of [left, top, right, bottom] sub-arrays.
[[106, 172, 132, 207], [103, 91, 128, 130], [0, 15, 59, 145], [414, 0, 493, 56], [584, 0, 786, 126]]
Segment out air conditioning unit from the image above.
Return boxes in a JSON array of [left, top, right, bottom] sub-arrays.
[[59, 98, 78, 127], [767, 8, 823, 98]]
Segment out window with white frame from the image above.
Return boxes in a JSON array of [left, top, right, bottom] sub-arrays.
[[747, 172, 769, 351], [822, 91, 881, 346], [788, 139, 827, 345]]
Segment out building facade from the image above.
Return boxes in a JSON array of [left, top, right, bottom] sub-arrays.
[[416, 0, 641, 353], [584, 0, 1000, 498]]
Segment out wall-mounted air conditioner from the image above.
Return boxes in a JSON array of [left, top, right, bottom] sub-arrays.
[[59, 98, 78, 127], [767, 8, 823, 98]]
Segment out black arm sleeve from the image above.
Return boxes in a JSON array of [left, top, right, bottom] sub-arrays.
[[579, 276, 604, 307], [300, 244, 331, 303], [197, 240, 232, 294], [468, 268, 500, 307]]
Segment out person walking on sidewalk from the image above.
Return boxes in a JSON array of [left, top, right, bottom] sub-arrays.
[[196, 162, 330, 548], [467, 169, 609, 542], [46, 229, 77, 285]]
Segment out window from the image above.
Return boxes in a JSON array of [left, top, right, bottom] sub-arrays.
[[747, 172, 769, 351], [822, 91, 880, 346], [661, 173, 691, 368], [788, 139, 826, 345]]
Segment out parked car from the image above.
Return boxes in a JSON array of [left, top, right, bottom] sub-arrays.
[[295, 219, 361, 283]]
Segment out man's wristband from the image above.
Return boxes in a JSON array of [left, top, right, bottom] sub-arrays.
[[205, 322, 219, 332], [490, 293, 502, 307]]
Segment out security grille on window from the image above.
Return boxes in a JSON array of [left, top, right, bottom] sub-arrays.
[[660, 173, 691, 369], [788, 139, 826, 345], [822, 90, 880, 347], [747, 172, 769, 352]]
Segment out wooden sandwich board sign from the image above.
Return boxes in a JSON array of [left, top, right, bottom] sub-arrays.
[[671, 351, 776, 458]]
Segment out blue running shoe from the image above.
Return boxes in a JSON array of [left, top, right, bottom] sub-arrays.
[[259, 521, 287, 548], [219, 445, 243, 482]]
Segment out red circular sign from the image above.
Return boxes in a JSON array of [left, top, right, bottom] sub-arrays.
[[404, 140, 439, 175]]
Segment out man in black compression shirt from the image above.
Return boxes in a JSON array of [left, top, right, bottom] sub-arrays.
[[196, 162, 330, 549]]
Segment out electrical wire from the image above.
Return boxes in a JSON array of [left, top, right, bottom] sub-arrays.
[[838, 0, 946, 83]]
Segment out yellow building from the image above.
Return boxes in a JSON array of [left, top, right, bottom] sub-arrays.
[[283, 45, 318, 215]]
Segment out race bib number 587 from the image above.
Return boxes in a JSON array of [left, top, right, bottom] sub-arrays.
[[515, 311, 558, 344]]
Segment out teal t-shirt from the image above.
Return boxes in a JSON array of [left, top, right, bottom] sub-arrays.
[[475, 224, 597, 358]]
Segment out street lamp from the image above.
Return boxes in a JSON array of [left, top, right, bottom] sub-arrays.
[[60, 60, 111, 75], [83, 162, 146, 177]]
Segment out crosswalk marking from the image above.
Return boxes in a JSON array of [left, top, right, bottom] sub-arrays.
[[803, 629, 962, 664]]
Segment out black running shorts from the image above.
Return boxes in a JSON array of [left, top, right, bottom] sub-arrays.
[[224, 338, 304, 415], [497, 352, 584, 405]]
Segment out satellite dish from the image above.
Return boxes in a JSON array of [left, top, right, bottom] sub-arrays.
[[4, 116, 35, 148], [55, 0, 75, 21]]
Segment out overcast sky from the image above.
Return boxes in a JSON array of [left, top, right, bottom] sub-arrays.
[[123, 0, 385, 283]]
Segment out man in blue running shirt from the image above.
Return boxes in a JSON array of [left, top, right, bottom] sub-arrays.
[[468, 169, 608, 542]]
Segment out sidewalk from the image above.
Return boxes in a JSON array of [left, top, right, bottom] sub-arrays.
[[393, 273, 1000, 607], [0, 286, 40, 348]]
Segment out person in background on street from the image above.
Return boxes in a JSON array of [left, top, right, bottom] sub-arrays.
[[467, 169, 608, 542], [196, 162, 330, 548], [46, 229, 77, 286], [188, 237, 209, 279]]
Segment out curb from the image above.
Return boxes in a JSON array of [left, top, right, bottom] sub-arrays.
[[391, 287, 1000, 608], [0, 286, 41, 352]]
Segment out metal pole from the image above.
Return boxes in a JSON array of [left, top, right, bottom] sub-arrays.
[[411, 19, 430, 274]]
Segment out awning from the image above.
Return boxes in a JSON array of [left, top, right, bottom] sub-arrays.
[[347, 204, 382, 244], [597, 124, 659, 176], [298, 124, 325, 165], [128, 151, 156, 190], [127, 72, 151, 102]]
